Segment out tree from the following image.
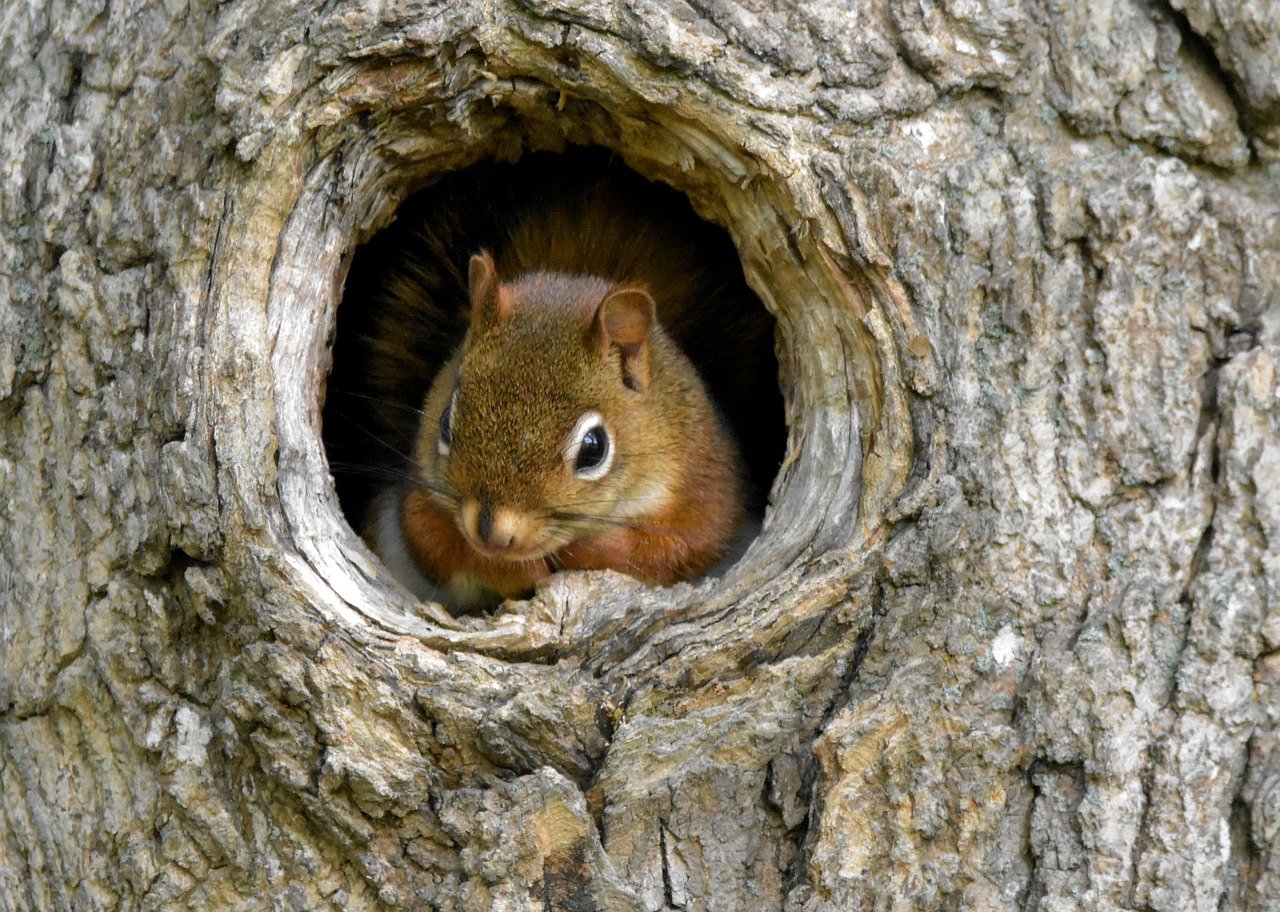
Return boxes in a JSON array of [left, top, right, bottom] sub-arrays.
[[2, 0, 1277, 908]]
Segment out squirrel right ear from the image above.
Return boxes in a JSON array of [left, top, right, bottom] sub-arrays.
[[468, 251, 512, 332], [592, 287, 656, 392]]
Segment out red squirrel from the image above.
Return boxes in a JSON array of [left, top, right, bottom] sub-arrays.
[[334, 157, 773, 611]]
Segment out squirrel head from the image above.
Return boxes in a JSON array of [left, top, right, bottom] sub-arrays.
[[414, 251, 687, 562]]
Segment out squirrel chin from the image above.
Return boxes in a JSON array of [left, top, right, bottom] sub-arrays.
[[459, 541, 555, 563]]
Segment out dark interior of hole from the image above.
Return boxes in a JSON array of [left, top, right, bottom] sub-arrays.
[[323, 148, 785, 584]]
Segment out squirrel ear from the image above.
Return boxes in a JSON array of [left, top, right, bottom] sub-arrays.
[[593, 287, 656, 392], [469, 251, 512, 332]]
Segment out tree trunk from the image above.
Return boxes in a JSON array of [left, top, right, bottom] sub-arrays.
[[2, 0, 1278, 909]]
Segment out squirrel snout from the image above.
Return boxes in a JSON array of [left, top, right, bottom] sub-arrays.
[[460, 499, 537, 556]]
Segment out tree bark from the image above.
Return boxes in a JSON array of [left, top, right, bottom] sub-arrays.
[[2, 0, 1278, 909]]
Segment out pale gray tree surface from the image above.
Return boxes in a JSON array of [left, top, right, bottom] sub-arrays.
[[1, 0, 1278, 908]]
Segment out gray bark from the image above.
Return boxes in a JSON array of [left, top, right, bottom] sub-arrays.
[[2, 0, 1278, 909]]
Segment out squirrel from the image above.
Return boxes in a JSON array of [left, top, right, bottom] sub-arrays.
[[326, 153, 779, 612]]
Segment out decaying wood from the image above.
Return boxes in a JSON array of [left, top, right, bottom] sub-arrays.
[[1, 0, 1277, 908]]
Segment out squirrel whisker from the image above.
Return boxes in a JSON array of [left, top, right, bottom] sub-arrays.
[[328, 388, 430, 418], [549, 511, 675, 537], [330, 408, 422, 467], [328, 462, 459, 505], [326, 461, 419, 485]]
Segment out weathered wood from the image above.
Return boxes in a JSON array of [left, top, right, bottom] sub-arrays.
[[1, 0, 1277, 908]]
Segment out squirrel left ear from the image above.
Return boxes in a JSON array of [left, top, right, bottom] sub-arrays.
[[469, 251, 513, 333], [592, 287, 655, 392]]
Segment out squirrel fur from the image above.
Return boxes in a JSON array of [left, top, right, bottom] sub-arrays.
[[329, 154, 776, 611]]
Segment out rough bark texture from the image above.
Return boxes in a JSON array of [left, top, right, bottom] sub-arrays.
[[2, 0, 1278, 909]]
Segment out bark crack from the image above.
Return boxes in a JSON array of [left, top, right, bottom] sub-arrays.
[[780, 584, 884, 901], [657, 818, 684, 911], [1218, 735, 1260, 912], [1152, 0, 1255, 146], [0, 641, 89, 723]]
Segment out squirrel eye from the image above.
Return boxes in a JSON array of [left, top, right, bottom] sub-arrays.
[[437, 390, 456, 457], [568, 412, 613, 480]]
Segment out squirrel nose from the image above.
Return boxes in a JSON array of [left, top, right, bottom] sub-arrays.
[[471, 501, 520, 551]]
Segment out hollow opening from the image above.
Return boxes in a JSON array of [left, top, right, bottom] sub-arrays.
[[321, 147, 787, 612]]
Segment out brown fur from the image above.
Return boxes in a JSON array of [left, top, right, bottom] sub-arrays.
[[342, 161, 769, 611], [394, 264, 745, 610]]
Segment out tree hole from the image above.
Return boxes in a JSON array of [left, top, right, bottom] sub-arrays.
[[322, 148, 787, 611]]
